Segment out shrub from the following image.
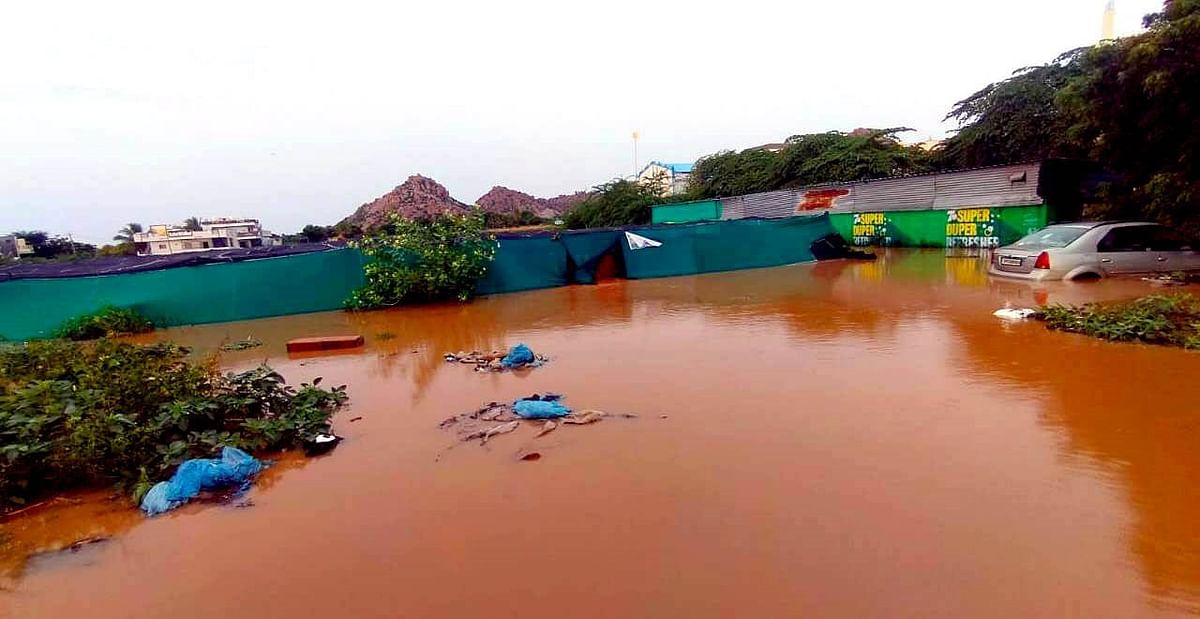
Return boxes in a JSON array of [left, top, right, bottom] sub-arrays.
[[1039, 293, 1200, 349], [54, 306, 154, 340], [0, 339, 347, 508], [346, 209, 497, 309]]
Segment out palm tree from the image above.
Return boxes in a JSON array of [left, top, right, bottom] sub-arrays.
[[183, 217, 203, 231], [113, 223, 144, 243]]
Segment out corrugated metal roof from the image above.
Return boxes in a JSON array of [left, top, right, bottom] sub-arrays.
[[642, 161, 694, 175], [715, 162, 1044, 219]]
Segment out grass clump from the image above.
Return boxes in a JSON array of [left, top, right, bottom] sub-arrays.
[[1040, 293, 1200, 350], [54, 306, 153, 340], [0, 339, 347, 509]]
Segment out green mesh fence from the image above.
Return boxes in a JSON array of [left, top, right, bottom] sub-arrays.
[[621, 215, 834, 279], [473, 235, 569, 295], [0, 249, 367, 341], [559, 230, 623, 284], [0, 217, 835, 340]]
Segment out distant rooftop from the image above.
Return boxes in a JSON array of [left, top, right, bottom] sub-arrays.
[[644, 161, 694, 174]]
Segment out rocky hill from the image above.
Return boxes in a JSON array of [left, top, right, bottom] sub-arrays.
[[476, 186, 590, 219], [340, 175, 470, 228]]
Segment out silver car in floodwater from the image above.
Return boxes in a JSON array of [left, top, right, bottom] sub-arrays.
[[989, 221, 1200, 281]]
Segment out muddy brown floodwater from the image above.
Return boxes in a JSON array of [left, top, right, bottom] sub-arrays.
[[3, 249, 1200, 618]]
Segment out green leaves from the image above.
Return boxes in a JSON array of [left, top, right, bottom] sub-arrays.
[[346, 208, 497, 309], [562, 179, 670, 229], [54, 306, 154, 341], [1040, 293, 1200, 349], [0, 340, 349, 508], [688, 130, 931, 199]]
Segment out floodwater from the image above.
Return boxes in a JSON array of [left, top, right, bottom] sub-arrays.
[[3, 249, 1199, 618]]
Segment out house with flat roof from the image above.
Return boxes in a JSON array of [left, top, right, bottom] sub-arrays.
[[132, 218, 279, 256], [637, 161, 694, 197], [0, 234, 33, 259]]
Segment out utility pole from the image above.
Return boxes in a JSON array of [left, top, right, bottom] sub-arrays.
[[1102, 0, 1116, 41], [632, 130, 640, 180]]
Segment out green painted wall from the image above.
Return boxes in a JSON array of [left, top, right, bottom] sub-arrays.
[[829, 204, 1049, 248], [650, 200, 722, 224]]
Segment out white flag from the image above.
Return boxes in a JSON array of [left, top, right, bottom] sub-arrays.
[[625, 231, 663, 250]]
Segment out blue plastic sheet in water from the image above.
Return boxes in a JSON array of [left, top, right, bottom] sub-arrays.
[[140, 447, 264, 516], [501, 343, 536, 368], [513, 399, 571, 419]]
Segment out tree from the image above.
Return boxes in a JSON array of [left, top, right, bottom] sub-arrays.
[[13, 231, 48, 247], [345, 209, 496, 309], [562, 179, 667, 229], [113, 223, 144, 243], [688, 129, 931, 199], [1057, 0, 1200, 233], [183, 217, 203, 231], [934, 49, 1088, 169], [300, 224, 331, 243]]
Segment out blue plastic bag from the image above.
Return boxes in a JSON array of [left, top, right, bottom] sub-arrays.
[[141, 447, 264, 516], [500, 343, 536, 368], [513, 399, 571, 419]]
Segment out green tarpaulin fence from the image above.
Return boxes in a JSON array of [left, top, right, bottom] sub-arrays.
[[0, 215, 836, 340], [0, 248, 367, 341], [473, 235, 569, 295], [622, 215, 832, 279], [559, 230, 623, 284]]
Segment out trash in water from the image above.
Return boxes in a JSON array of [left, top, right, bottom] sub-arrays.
[[438, 397, 637, 452], [513, 398, 571, 419], [563, 410, 606, 425], [480, 421, 520, 444], [302, 433, 343, 456], [220, 337, 263, 351], [993, 308, 1039, 321], [140, 447, 264, 516], [443, 343, 549, 372], [501, 343, 535, 367], [536, 420, 558, 438]]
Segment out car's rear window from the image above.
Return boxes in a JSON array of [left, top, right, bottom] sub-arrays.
[[1011, 225, 1091, 249]]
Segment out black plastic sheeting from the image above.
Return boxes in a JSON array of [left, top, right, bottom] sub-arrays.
[[0, 243, 346, 281]]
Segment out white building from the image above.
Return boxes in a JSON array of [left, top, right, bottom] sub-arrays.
[[637, 161, 694, 197], [132, 218, 279, 256], [0, 235, 33, 259]]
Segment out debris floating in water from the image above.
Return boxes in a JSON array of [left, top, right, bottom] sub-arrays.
[[993, 308, 1038, 321], [437, 396, 637, 453], [221, 337, 263, 351], [443, 343, 549, 372]]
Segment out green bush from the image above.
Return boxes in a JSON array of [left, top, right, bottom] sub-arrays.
[[54, 306, 154, 340], [345, 209, 496, 309], [0, 339, 347, 508], [1040, 293, 1200, 349]]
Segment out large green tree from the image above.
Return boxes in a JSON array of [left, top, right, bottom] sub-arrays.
[[563, 179, 675, 229], [935, 1, 1200, 233], [1059, 0, 1200, 231], [689, 129, 930, 199], [936, 49, 1087, 168]]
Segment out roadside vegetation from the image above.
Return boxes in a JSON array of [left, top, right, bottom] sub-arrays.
[[563, 179, 678, 229], [0, 339, 347, 509], [54, 306, 154, 340], [345, 209, 496, 309], [1040, 293, 1200, 350]]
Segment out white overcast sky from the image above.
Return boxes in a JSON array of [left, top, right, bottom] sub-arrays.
[[1, 0, 1162, 243]]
